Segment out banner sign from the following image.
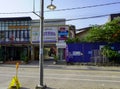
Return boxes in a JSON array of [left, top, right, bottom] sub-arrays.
[[31, 27, 39, 43], [58, 26, 69, 40], [44, 27, 57, 43], [32, 27, 57, 43]]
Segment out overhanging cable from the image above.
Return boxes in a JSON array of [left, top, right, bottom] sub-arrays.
[[0, 11, 32, 14], [0, 2, 120, 14], [31, 13, 115, 23], [45, 1, 120, 12], [66, 14, 109, 21]]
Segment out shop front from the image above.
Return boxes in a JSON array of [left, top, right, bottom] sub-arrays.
[[31, 25, 72, 61], [32, 44, 56, 60], [0, 17, 32, 62], [31, 26, 57, 60], [0, 45, 30, 62]]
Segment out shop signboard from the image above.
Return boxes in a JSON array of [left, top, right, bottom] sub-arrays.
[[31, 27, 57, 43], [31, 27, 39, 43], [44, 27, 57, 43], [58, 26, 69, 41]]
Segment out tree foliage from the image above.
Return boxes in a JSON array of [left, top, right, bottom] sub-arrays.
[[65, 37, 81, 43], [101, 45, 120, 63], [85, 17, 120, 42]]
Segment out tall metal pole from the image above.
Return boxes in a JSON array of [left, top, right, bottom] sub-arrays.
[[36, 0, 56, 88], [39, 0, 44, 87], [35, 0, 44, 89]]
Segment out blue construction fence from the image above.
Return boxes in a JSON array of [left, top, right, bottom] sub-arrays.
[[65, 42, 120, 63]]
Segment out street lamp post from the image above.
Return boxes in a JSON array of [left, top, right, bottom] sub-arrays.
[[39, 0, 44, 87], [47, 0, 56, 10], [35, 0, 44, 89], [35, 0, 56, 89]]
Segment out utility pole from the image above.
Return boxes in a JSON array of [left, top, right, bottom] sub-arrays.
[[35, 0, 56, 89], [36, 0, 45, 89]]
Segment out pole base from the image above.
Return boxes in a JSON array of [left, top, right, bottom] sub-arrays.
[[35, 84, 47, 89]]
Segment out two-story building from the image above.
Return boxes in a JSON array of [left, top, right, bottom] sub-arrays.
[[31, 19, 75, 60], [0, 17, 31, 62], [0, 17, 76, 62]]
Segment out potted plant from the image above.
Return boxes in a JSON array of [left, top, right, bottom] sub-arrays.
[[0, 48, 4, 63], [0, 58, 3, 63], [20, 52, 28, 64], [53, 55, 59, 64]]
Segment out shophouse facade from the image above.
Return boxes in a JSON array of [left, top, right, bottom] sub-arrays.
[[0, 17, 75, 62], [0, 17, 32, 62], [31, 19, 75, 60]]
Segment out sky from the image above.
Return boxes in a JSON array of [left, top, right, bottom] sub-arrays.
[[0, 0, 120, 29]]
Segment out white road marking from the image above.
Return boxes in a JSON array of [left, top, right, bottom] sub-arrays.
[[0, 71, 120, 79], [0, 73, 120, 83], [45, 76, 120, 83]]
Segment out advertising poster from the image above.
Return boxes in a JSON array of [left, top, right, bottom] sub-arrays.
[[31, 27, 39, 43], [44, 27, 57, 43], [32, 27, 57, 43], [58, 26, 69, 41]]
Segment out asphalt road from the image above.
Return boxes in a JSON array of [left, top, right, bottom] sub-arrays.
[[0, 62, 120, 89]]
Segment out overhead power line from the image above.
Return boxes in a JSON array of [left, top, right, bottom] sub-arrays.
[[45, 1, 120, 12], [0, 1, 120, 15], [0, 11, 32, 14], [66, 14, 109, 21], [0, 12, 119, 22], [31, 13, 117, 23]]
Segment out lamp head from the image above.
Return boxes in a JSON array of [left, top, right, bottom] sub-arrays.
[[47, 0, 56, 10]]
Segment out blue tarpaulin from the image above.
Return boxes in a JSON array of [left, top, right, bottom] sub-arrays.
[[66, 42, 120, 63]]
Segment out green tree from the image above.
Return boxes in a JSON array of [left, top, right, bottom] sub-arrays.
[[101, 45, 120, 64], [65, 37, 81, 43], [85, 17, 120, 42]]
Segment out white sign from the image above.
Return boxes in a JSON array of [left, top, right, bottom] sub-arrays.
[[56, 42, 66, 48], [31, 27, 39, 43], [44, 27, 57, 43], [31, 27, 57, 43], [73, 51, 83, 56]]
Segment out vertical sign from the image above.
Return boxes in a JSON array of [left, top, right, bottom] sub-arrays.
[[31, 27, 40, 43], [58, 26, 69, 41]]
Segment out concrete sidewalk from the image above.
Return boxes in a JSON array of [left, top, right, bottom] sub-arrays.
[[0, 60, 120, 72]]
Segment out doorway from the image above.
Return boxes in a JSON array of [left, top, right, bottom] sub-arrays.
[[58, 48, 65, 60]]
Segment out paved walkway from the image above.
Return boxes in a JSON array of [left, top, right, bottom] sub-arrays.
[[0, 60, 120, 72]]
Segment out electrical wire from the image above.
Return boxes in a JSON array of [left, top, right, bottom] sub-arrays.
[[0, 2, 119, 22], [45, 1, 120, 12], [0, 11, 32, 14], [66, 14, 109, 21], [0, 11, 119, 22], [0, 2, 120, 14], [31, 13, 116, 23]]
